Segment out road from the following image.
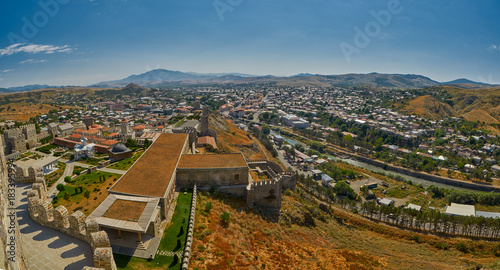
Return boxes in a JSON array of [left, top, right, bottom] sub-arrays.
[[274, 144, 311, 178]]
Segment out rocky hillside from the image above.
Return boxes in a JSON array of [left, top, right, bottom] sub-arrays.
[[190, 187, 499, 269], [402, 86, 500, 124], [402, 95, 455, 119], [209, 114, 283, 167]]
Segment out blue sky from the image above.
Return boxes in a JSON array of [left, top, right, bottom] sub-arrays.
[[0, 0, 499, 87]]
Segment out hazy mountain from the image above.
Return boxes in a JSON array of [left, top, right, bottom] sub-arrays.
[[4, 69, 496, 92], [442, 78, 488, 85], [440, 78, 495, 89], [93, 69, 255, 87], [0, 84, 53, 93], [94, 70, 442, 88]]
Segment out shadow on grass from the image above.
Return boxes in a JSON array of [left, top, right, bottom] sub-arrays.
[[168, 255, 179, 268], [113, 253, 132, 269], [173, 239, 181, 252]]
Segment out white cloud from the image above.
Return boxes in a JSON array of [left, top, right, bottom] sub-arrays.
[[20, 59, 47, 64], [1, 69, 14, 73], [0, 43, 73, 56], [489, 44, 500, 51]]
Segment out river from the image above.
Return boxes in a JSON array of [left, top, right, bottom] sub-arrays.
[[271, 130, 468, 191]]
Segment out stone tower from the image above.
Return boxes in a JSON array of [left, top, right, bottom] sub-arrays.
[[193, 100, 201, 110], [4, 128, 26, 154], [22, 124, 38, 149], [200, 106, 209, 135]]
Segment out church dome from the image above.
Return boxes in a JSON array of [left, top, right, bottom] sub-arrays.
[[111, 143, 130, 153]]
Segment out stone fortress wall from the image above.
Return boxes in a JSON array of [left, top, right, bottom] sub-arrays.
[[181, 159, 297, 210], [14, 164, 117, 270], [3, 124, 39, 154], [176, 167, 249, 188], [13, 166, 42, 183], [181, 184, 197, 270], [0, 138, 29, 270]]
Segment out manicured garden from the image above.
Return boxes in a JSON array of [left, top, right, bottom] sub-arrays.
[[114, 189, 193, 270], [44, 161, 67, 187], [51, 171, 121, 215], [107, 150, 144, 171], [36, 144, 58, 154]]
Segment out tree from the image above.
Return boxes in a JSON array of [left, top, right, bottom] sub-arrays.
[[303, 211, 316, 227], [84, 190, 91, 203], [262, 125, 271, 135], [204, 202, 213, 214], [221, 211, 231, 226], [64, 176, 72, 183], [63, 192, 70, 200], [143, 139, 152, 149], [56, 184, 65, 191], [125, 138, 138, 148]]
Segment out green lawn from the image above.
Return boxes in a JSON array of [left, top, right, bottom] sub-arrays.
[[52, 171, 121, 215], [77, 157, 107, 166], [45, 161, 66, 187], [115, 189, 194, 270], [107, 150, 144, 171]]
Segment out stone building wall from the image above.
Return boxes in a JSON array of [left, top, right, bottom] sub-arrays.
[[246, 178, 282, 209], [13, 166, 43, 183], [176, 167, 249, 188], [21, 124, 38, 149], [4, 128, 26, 154]]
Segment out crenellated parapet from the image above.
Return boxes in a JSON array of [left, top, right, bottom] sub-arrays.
[[11, 164, 43, 183], [181, 184, 197, 270], [26, 178, 117, 270], [247, 176, 283, 209]]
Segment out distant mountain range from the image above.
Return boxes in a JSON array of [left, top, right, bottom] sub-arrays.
[[2, 69, 497, 93], [92, 69, 257, 88], [0, 84, 55, 93], [92, 69, 496, 89]]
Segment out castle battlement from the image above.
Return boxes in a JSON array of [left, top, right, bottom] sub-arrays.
[[21, 165, 117, 270]]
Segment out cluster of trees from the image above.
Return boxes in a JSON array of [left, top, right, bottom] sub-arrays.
[[250, 125, 277, 157], [318, 162, 357, 181], [361, 201, 500, 238], [428, 185, 500, 206], [260, 112, 280, 124], [40, 135, 53, 144], [297, 174, 359, 204]]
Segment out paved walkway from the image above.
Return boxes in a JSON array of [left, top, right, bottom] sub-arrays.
[[156, 250, 183, 257], [95, 167, 127, 174], [15, 184, 93, 270], [59, 159, 127, 175], [47, 163, 74, 199]]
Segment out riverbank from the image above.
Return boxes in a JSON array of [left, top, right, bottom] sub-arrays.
[[272, 128, 500, 193]]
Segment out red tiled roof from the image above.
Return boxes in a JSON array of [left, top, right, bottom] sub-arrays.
[[132, 125, 146, 130]]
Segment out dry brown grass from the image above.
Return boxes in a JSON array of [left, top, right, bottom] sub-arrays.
[[211, 115, 284, 167], [0, 102, 77, 122], [402, 95, 455, 119], [462, 109, 499, 124], [190, 188, 500, 270], [104, 200, 147, 221], [111, 133, 188, 197]]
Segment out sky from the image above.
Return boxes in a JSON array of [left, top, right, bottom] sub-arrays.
[[0, 0, 499, 87]]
